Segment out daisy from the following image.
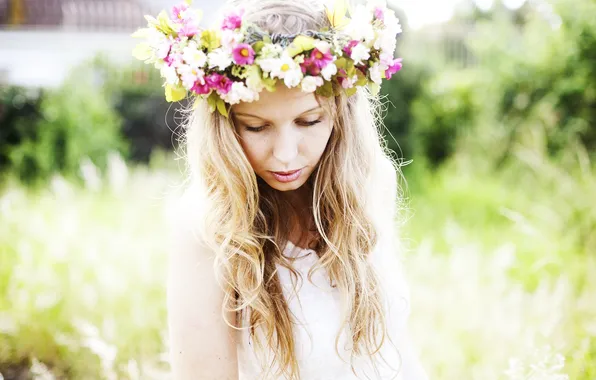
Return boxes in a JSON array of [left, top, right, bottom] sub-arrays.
[[208, 48, 233, 70], [232, 43, 255, 65]]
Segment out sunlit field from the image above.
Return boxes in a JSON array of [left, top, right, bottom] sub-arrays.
[[1, 150, 593, 379]]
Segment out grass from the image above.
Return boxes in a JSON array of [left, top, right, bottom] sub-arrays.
[[0, 149, 594, 379]]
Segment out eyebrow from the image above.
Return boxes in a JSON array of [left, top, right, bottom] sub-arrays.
[[233, 106, 323, 120]]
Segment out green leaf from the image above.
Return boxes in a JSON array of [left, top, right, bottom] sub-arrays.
[[201, 30, 221, 52], [344, 86, 357, 97], [193, 96, 202, 110], [132, 43, 153, 61], [144, 15, 158, 26], [368, 81, 380, 96], [262, 76, 278, 92], [165, 85, 187, 102], [216, 98, 229, 117], [287, 35, 316, 57], [207, 92, 218, 112], [325, 0, 351, 29], [335, 57, 347, 70], [355, 69, 367, 86], [157, 10, 177, 35], [253, 41, 265, 54], [315, 80, 334, 97]]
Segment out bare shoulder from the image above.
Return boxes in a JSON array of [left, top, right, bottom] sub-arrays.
[[165, 186, 239, 380]]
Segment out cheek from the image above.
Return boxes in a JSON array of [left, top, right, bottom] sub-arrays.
[[239, 134, 267, 169], [305, 122, 333, 158]]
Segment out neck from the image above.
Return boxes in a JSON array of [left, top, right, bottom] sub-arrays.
[[279, 182, 319, 249]]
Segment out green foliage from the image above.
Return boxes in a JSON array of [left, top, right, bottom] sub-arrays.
[[91, 55, 186, 163], [383, 0, 596, 168], [0, 163, 175, 379], [0, 64, 128, 187]]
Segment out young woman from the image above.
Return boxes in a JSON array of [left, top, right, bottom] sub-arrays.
[[135, 0, 429, 378]]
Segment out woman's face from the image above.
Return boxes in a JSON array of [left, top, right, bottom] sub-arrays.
[[231, 84, 333, 192]]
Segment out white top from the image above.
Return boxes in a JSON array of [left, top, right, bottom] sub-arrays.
[[236, 239, 429, 380]]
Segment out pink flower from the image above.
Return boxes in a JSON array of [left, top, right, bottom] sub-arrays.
[[385, 58, 403, 79], [191, 81, 211, 95], [300, 58, 321, 76], [164, 52, 183, 67], [172, 3, 189, 22], [222, 9, 244, 30], [339, 74, 357, 89], [206, 73, 233, 94], [232, 43, 255, 65], [171, 3, 201, 36], [374, 6, 384, 21], [342, 40, 359, 57], [157, 41, 172, 60], [300, 48, 333, 75], [309, 48, 333, 68], [178, 24, 199, 37]]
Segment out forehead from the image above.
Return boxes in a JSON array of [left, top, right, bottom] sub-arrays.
[[231, 83, 322, 121]]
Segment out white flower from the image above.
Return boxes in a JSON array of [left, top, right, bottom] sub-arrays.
[[146, 29, 172, 60], [300, 76, 324, 92], [160, 64, 179, 85], [256, 57, 277, 73], [314, 40, 332, 54], [268, 52, 303, 88], [246, 70, 265, 92], [369, 61, 383, 84], [258, 43, 283, 59], [344, 4, 375, 43], [383, 9, 402, 35], [182, 42, 207, 67], [207, 48, 233, 70], [351, 43, 370, 65], [178, 64, 205, 89], [379, 51, 394, 68], [220, 29, 244, 50], [255, 43, 285, 72], [221, 82, 260, 104], [321, 62, 337, 81], [283, 69, 303, 88], [373, 9, 402, 54], [373, 30, 397, 55], [341, 74, 358, 89]]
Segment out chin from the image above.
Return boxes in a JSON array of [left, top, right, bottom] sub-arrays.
[[265, 178, 307, 192]]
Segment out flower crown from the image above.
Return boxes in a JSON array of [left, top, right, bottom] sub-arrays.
[[132, 0, 403, 117]]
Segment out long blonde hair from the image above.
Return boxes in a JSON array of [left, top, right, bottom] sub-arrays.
[[179, 0, 403, 378]]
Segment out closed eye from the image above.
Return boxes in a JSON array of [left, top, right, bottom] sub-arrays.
[[244, 119, 323, 132], [244, 125, 267, 132], [301, 119, 323, 127]]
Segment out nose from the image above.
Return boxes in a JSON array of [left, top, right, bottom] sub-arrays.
[[272, 126, 299, 165]]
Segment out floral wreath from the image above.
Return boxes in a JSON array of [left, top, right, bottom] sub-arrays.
[[132, 0, 403, 117]]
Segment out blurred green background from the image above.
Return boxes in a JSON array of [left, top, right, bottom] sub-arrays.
[[1, 0, 595, 379]]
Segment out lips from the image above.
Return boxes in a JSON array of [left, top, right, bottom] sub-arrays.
[[272, 169, 300, 175], [270, 168, 303, 183]]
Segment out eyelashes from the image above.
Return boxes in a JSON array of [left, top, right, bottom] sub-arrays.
[[244, 119, 323, 133]]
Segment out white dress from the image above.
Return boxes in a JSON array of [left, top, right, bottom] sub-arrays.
[[236, 238, 429, 380]]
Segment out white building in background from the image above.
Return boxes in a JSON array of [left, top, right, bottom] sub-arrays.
[[0, 0, 219, 88]]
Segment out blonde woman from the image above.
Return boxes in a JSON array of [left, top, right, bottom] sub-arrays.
[[134, 0, 428, 378]]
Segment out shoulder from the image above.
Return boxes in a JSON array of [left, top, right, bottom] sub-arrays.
[[165, 182, 209, 250], [164, 182, 215, 293]]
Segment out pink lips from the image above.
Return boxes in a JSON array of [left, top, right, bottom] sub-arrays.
[[270, 168, 303, 183]]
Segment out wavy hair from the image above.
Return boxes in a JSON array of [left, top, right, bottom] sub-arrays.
[[178, 0, 403, 378]]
